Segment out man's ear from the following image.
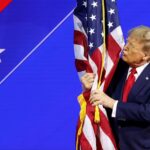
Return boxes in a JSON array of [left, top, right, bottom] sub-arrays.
[[143, 55, 150, 62]]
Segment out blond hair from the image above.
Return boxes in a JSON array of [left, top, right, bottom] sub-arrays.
[[128, 25, 150, 55]]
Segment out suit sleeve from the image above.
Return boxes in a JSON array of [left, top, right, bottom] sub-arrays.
[[116, 101, 150, 122]]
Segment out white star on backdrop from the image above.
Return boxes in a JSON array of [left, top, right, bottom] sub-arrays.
[[0, 48, 5, 63], [0, 49, 5, 54]]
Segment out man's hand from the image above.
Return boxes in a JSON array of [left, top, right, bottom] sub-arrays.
[[90, 90, 116, 109], [80, 73, 95, 90]]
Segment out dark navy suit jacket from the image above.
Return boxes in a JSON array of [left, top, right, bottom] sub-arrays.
[[107, 59, 150, 150]]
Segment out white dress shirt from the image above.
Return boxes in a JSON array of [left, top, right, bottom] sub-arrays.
[[112, 62, 149, 117]]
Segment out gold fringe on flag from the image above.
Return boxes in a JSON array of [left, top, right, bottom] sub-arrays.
[[94, 105, 100, 123], [76, 94, 87, 150]]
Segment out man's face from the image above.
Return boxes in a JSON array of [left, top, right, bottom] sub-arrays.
[[122, 36, 145, 67]]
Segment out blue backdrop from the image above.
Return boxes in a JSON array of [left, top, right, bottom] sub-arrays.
[[0, 0, 150, 149]]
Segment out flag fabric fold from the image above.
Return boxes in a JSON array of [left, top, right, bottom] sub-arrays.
[[73, 0, 124, 149]]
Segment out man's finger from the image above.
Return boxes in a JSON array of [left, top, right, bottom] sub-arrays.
[[85, 73, 95, 79], [90, 95, 99, 103], [89, 95, 95, 103], [87, 78, 94, 83], [92, 101, 100, 106], [91, 89, 99, 95]]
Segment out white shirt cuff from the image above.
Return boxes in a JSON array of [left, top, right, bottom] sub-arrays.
[[111, 101, 118, 118]]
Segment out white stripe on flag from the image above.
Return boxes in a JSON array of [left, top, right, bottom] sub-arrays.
[[88, 56, 98, 91], [98, 44, 104, 54], [111, 26, 125, 49], [100, 127, 116, 150], [104, 52, 114, 77], [91, 74, 98, 92], [73, 15, 87, 38], [98, 104, 108, 117], [78, 70, 86, 80], [83, 115, 97, 150], [74, 44, 87, 60]]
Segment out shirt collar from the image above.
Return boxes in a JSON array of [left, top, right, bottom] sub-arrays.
[[128, 62, 149, 76]]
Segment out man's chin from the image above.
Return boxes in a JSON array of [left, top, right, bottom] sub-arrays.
[[122, 55, 127, 62], [122, 56, 130, 64]]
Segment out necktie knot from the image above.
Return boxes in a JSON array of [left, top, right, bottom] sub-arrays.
[[130, 68, 137, 75]]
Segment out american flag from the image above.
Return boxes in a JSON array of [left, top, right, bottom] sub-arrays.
[[73, 0, 124, 149]]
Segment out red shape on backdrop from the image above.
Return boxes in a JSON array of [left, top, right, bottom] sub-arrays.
[[0, 0, 12, 12]]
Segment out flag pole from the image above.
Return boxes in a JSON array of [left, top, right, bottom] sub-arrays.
[[94, 0, 106, 123]]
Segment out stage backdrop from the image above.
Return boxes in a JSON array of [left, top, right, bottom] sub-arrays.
[[0, 0, 149, 149]]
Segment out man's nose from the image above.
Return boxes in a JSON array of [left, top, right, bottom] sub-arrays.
[[123, 43, 128, 51]]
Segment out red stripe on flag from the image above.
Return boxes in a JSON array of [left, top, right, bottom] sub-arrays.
[[107, 34, 121, 64], [75, 59, 93, 72], [102, 34, 122, 91], [90, 48, 103, 82], [100, 110, 118, 149], [86, 104, 99, 134], [80, 133, 93, 150], [74, 30, 89, 58], [103, 59, 119, 92], [0, 0, 12, 12], [96, 135, 103, 150]]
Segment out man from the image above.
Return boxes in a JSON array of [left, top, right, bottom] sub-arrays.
[[81, 26, 150, 150]]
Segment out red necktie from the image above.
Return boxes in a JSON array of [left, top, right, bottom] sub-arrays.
[[122, 68, 137, 103]]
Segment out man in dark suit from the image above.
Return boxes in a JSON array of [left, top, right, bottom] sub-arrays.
[[81, 26, 150, 150]]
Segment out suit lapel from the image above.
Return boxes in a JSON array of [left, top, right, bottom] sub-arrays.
[[128, 63, 150, 100], [119, 68, 129, 100], [114, 62, 129, 101]]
